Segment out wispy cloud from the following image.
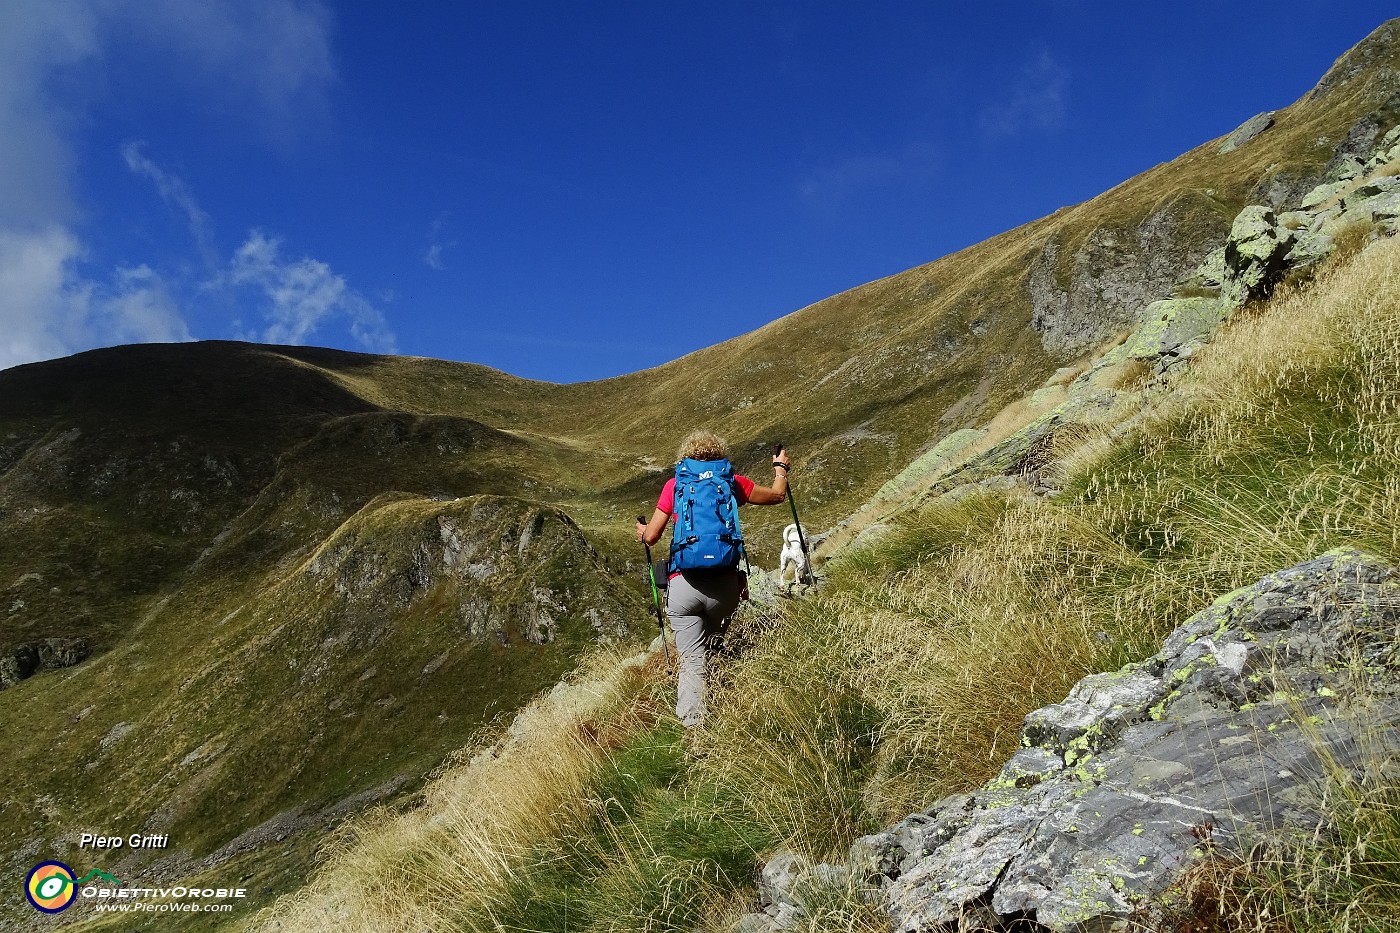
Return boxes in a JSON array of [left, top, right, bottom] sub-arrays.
[[228, 232, 397, 354], [113, 0, 337, 138], [799, 141, 940, 205], [121, 147, 397, 356], [980, 48, 1070, 138], [0, 0, 345, 371], [0, 0, 99, 230], [423, 213, 456, 271], [122, 141, 217, 266]]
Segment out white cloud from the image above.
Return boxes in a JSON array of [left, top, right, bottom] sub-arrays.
[[0, 0, 335, 230], [980, 49, 1070, 138], [100, 264, 192, 346], [122, 141, 217, 266], [228, 232, 397, 354], [0, 227, 85, 368], [118, 149, 397, 356], [111, 0, 337, 135], [0, 0, 100, 229], [0, 0, 340, 371], [0, 226, 192, 371]]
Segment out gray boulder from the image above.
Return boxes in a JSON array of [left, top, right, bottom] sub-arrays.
[[1217, 111, 1274, 154], [844, 548, 1400, 931], [745, 848, 855, 931], [1125, 297, 1232, 363], [1168, 246, 1227, 297], [1364, 124, 1400, 170], [1299, 181, 1347, 211], [1348, 177, 1400, 235]]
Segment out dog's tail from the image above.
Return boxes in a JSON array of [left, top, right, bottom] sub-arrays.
[[784, 523, 800, 545]]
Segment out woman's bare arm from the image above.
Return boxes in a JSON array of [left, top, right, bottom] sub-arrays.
[[746, 448, 791, 505]]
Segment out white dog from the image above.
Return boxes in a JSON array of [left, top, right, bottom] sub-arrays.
[[777, 523, 810, 588]]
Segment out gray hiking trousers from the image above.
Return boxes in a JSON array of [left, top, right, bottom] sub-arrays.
[[667, 570, 742, 728]]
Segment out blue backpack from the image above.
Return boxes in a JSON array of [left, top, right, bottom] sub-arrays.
[[669, 457, 745, 573]]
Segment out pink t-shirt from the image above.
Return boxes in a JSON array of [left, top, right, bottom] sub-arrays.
[[656, 474, 755, 578], [656, 474, 755, 516]]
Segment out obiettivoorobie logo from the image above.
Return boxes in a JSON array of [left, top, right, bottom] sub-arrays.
[[25, 862, 124, 913], [26, 862, 76, 913]]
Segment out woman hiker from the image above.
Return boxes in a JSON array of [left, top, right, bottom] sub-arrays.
[[636, 430, 791, 728]]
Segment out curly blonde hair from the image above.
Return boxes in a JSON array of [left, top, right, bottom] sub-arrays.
[[676, 430, 729, 462]]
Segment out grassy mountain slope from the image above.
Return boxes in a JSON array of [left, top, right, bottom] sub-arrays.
[[0, 344, 644, 929], [3, 16, 1400, 932], [254, 171, 1400, 933]]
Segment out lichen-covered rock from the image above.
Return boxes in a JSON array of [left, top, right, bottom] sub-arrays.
[[0, 637, 90, 690], [1350, 184, 1400, 233], [1222, 205, 1294, 304], [1168, 246, 1227, 298], [929, 388, 1138, 497], [839, 548, 1400, 932], [1351, 174, 1400, 200], [1364, 124, 1400, 170], [1289, 228, 1337, 269], [1125, 297, 1233, 361], [869, 429, 988, 505], [744, 848, 855, 931], [1300, 181, 1348, 210]]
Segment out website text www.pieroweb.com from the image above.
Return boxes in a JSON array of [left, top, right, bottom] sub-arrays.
[[25, 857, 248, 916]]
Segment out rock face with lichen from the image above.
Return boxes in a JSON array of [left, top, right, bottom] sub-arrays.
[[919, 120, 1400, 506], [745, 550, 1400, 932], [829, 548, 1400, 931], [0, 638, 89, 690], [1027, 196, 1231, 357]]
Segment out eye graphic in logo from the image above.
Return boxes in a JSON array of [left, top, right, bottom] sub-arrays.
[[26, 861, 77, 913]]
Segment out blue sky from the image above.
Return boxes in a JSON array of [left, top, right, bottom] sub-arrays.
[[1, 2, 1396, 383]]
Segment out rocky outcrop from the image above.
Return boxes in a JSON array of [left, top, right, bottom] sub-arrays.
[[1217, 111, 1274, 154], [1309, 18, 1400, 101], [302, 493, 633, 647], [0, 637, 89, 689], [1221, 205, 1294, 303], [1028, 196, 1229, 357], [922, 121, 1400, 504], [747, 549, 1400, 931]]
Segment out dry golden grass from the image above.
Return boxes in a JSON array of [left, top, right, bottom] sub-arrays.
[[1147, 759, 1400, 933], [250, 650, 662, 933], [699, 234, 1400, 864]]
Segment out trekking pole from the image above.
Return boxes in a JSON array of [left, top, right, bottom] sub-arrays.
[[637, 515, 674, 674], [773, 444, 815, 585]]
